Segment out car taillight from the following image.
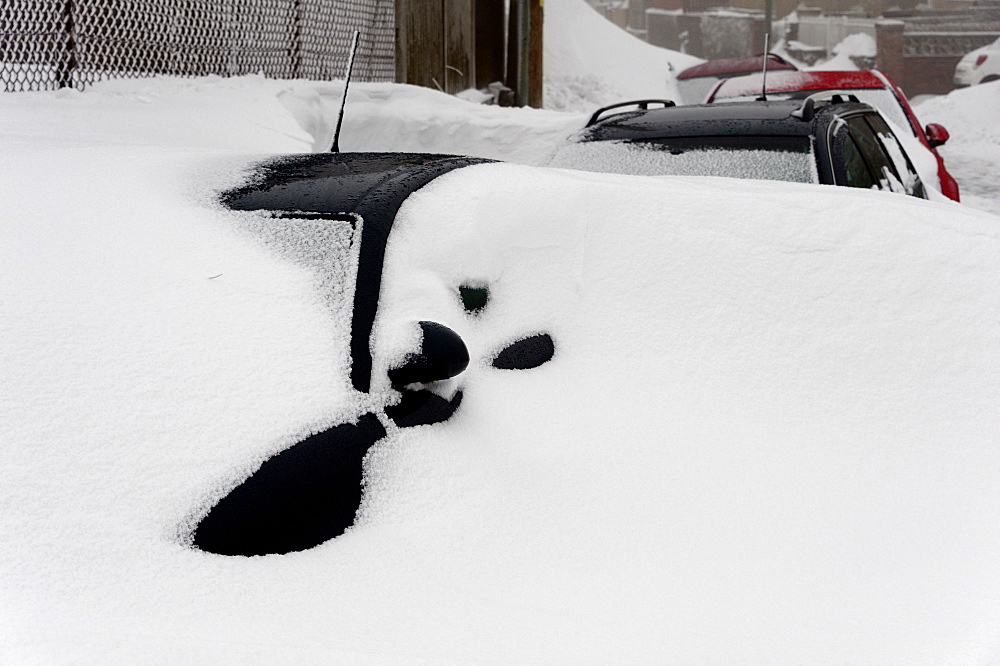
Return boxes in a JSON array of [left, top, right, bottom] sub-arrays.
[[976, 54, 988, 67]]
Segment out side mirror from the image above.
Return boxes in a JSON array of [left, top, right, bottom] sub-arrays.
[[388, 321, 469, 389], [925, 123, 950, 148]]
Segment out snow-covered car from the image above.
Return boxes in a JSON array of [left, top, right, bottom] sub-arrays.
[[954, 36, 1000, 87], [7, 141, 1000, 662], [193, 152, 559, 555], [704, 69, 960, 201], [549, 96, 928, 198]]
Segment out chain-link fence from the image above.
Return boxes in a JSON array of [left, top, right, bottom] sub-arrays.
[[1, 0, 395, 92]]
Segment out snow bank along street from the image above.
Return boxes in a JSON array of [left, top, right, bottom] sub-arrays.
[[915, 81, 1000, 217]]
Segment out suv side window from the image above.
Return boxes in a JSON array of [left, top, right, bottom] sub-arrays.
[[841, 134, 876, 189], [846, 115, 901, 191], [865, 113, 926, 198]]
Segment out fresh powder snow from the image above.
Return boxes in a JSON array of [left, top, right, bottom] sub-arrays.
[[3, 0, 1000, 662], [915, 80, 1000, 217]]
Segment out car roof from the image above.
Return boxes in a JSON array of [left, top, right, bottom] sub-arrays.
[[222, 152, 490, 393], [676, 54, 797, 80], [710, 70, 892, 100], [580, 99, 872, 142]]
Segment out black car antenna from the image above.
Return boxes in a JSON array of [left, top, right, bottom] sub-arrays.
[[756, 33, 770, 102], [331, 29, 361, 153]]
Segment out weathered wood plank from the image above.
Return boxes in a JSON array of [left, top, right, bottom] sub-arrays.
[[528, 0, 543, 108], [444, 0, 474, 93], [395, 0, 444, 90]]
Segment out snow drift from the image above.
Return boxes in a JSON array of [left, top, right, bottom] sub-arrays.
[[916, 80, 1000, 217], [3, 73, 1000, 662], [543, 0, 702, 111]]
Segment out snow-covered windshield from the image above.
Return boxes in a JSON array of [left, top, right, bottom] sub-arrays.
[[716, 88, 915, 136], [549, 136, 816, 183], [233, 210, 363, 389]]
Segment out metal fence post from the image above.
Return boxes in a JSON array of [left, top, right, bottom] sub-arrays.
[[291, 0, 303, 78], [56, 0, 78, 89]]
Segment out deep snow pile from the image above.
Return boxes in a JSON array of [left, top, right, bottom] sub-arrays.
[[543, 0, 702, 111], [915, 80, 1000, 217], [4, 72, 1000, 663], [279, 79, 584, 161], [1, 74, 584, 163]]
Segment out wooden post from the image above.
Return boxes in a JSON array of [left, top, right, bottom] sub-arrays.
[[506, 0, 543, 107], [443, 0, 474, 93], [506, 0, 526, 105], [528, 0, 543, 108], [395, 0, 444, 90], [396, 0, 477, 94], [475, 0, 505, 88]]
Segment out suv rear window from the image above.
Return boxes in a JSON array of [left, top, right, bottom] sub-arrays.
[[550, 136, 815, 183]]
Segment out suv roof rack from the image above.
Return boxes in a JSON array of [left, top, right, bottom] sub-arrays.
[[586, 99, 676, 127], [792, 91, 862, 121]]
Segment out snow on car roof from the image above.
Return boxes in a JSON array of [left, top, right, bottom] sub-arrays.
[[676, 54, 797, 80], [710, 70, 896, 99]]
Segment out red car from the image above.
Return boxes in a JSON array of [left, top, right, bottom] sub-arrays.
[[705, 70, 960, 201], [675, 54, 798, 106]]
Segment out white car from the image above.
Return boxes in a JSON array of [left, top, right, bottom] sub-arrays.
[[954, 36, 1000, 87]]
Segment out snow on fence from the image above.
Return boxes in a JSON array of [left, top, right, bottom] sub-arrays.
[[0, 0, 395, 92]]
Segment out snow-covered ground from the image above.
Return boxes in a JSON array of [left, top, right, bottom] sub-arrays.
[[915, 80, 1000, 217], [543, 0, 702, 111], [3, 1, 1000, 662]]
